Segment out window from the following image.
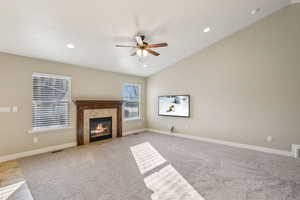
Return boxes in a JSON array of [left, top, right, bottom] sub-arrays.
[[123, 83, 141, 120], [32, 73, 71, 132]]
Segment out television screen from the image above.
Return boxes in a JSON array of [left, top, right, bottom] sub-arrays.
[[158, 95, 190, 117]]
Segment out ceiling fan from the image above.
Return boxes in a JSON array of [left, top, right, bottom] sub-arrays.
[[115, 35, 168, 57]]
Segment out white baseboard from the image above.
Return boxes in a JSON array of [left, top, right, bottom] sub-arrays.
[[0, 142, 76, 163], [0, 129, 295, 163], [123, 129, 147, 136], [0, 128, 147, 163], [147, 129, 294, 157]]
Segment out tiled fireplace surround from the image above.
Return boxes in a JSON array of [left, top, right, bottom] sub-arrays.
[[84, 109, 117, 144], [75, 100, 123, 145]]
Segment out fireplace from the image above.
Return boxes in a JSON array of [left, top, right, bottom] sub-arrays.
[[75, 100, 123, 145], [89, 117, 112, 142]]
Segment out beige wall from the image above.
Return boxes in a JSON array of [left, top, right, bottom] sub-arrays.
[[1, 4, 299, 157], [0, 53, 146, 156], [147, 4, 300, 151]]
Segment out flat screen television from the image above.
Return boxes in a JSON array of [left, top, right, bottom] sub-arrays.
[[158, 95, 190, 117]]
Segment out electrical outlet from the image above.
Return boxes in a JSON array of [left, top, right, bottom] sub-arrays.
[[185, 123, 189, 129], [267, 136, 273, 142], [33, 137, 39, 143], [12, 106, 18, 112]]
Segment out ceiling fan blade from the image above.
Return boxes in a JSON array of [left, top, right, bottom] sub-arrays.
[[130, 51, 137, 56], [115, 45, 136, 48], [145, 49, 160, 56], [147, 43, 168, 48], [135, 36, 144, 46]]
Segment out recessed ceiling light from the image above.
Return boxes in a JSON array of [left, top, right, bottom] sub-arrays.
[[203, 27, 211, 33], [143, 64, 148, 68], [67, 43, 75, 49], [251, 8, 261, 15]]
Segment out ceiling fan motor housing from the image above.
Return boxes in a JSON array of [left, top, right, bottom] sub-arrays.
[[137, 35, 148, 47], [116, 35, 167, 57], [140, 35, 145, 41]]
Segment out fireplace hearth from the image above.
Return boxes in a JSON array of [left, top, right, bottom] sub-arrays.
[[90, 117, 112, 142]]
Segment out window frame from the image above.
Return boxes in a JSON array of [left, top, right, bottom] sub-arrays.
[[30, 72, 72, 133], [122, 83, 142, 121]]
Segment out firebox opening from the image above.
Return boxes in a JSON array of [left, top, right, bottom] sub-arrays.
[[89, 117, 112, 142]]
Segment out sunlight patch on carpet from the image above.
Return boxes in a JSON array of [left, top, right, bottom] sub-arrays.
[[0, 181, 25, 200], [144, 165, 205, 200], [131, 142, 205, 200], [130, 142, 166, 174]]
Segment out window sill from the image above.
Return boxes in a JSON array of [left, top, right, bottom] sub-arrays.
[[28, 127, 74, 134], [124, 117, 142, 121]]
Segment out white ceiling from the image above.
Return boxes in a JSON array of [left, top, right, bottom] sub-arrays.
[[0, 0, 290, 77]]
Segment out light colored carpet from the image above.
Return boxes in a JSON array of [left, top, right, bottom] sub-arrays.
[[131, 142, 204, 200], [19, 132, 300, 200], [144, 164, 205, 200]]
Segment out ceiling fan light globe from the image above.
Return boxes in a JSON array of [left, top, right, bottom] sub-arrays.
[[143, 50, 148, 57], [137, 49, 142, 57]]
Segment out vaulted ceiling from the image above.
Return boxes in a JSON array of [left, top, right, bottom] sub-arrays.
[[0, 0, 291, 76]]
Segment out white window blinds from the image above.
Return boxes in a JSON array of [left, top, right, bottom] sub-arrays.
[[32, 73, 71, 131]]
